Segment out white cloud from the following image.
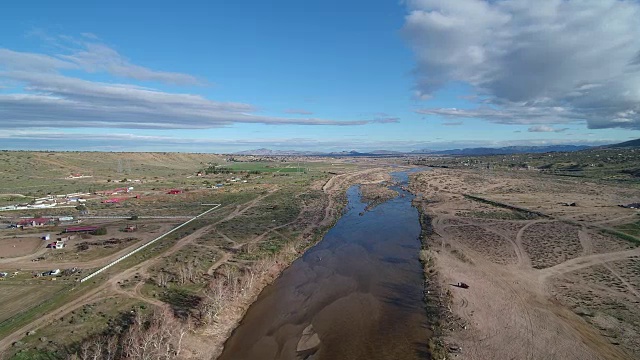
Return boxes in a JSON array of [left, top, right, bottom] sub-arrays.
[[528, 125, 569, 133], [0, 74, 397, 129], [404, 0, 640, 130], [0, 130, 617, 152], [284, 109, 313, 115], [59, 43, 203, 85], [0, 34, 397, 130]]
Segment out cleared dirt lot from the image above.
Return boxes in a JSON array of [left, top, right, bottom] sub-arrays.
[[0, 237, 43, 258], [412, 168, 640, 359]]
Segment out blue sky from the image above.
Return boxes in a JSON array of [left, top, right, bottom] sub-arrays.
[[1, 0, 639, 152]]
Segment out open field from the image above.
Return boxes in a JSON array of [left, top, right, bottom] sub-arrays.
[[0, 237, 43, 258], [411, 147, 640, 185], [411, 167, 640, 359], [0, 151, 390, 359], [0, 283, 67, 324]]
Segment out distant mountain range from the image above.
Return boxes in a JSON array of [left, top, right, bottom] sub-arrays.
[[232, 148, 402, 156], [233, 148, 321, 156], [233, 139, 639, 157], [411, 145, 592, 155], [607, 138, 640, 148]]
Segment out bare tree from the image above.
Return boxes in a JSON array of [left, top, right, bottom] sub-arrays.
[[72, 307, 187, 360], [199, 278, 229, 324], [156, 271, 169, 287]]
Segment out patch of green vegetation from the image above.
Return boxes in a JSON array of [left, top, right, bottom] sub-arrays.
[[601, 228, 640, 245], [204, 162, 306, 174], [614, 221, 640, 238], [0, 282, 89, 340], [10, 349, 61, 360], [160, 287, 202, 320]]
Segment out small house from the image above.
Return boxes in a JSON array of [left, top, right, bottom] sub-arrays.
[[17, 218, 51, 228], [48, 241, 65, 249]]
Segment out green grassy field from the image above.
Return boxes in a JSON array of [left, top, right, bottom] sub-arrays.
[[224, 162, 306, 173], [615, 220, 640, 238], [0, 283, 68, 324]]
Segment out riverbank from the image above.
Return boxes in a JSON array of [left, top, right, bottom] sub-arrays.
[[217, 168, 428, 360], [199, 167, 393, 359], [414, 203, 452, 359], [410, 168, 639, 359]]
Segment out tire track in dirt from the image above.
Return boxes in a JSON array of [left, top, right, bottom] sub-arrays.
[[578, 229, 594, 256], [539, 247, 640, 279], [514, 220, 547, 269], [603, 263, 640, 300]]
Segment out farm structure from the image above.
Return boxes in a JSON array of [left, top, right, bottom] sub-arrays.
[[17, 218, 52, 228], [64, 226, 99, 233], [48, 241, 65, 249], [167, 189, 182, 194]]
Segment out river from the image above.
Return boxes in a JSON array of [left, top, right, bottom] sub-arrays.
[[218, 170, 430, 360]]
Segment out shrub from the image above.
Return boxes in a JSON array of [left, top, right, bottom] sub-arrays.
[[91, 227, 108, 236]]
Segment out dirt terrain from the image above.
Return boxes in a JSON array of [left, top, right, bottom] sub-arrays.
[[411, 168, 640, 359], [0, 236, 43, 258], [0, 161, 391, 359]]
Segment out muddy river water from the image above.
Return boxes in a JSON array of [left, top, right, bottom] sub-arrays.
[[218, 171, 430, 360]]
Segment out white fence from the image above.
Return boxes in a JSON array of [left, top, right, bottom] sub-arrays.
[[79, 204, 221, 283]]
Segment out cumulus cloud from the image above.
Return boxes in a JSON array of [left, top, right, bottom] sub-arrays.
[[0, 34, 396, 130], [404, 0, 640, 130]]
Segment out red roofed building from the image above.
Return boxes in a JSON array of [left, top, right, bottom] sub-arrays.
[[167, 189, 182, 194], [64, 226, 99, 233], [17, 218, 51, 228]]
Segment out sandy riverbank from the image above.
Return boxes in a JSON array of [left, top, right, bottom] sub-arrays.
[[411, 168, 640, 360]]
